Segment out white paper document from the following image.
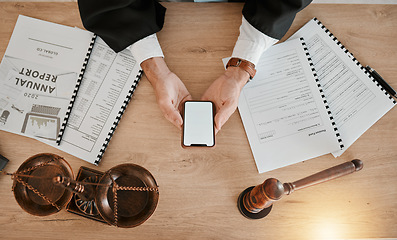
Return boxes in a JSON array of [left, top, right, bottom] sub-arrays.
[[238, 38, 343, 173], [54, 37, 141, 164], [0, 15, 93, 141], [0, 15, 142, 165], [290, 18, 395, 156]]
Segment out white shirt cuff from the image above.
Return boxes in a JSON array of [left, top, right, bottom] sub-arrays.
[[128, 33, 164, 65], [232, 16, 279, 66]]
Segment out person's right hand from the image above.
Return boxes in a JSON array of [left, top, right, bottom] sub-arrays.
[[141, 57, 192, 130], [201, 66, 249, 134]]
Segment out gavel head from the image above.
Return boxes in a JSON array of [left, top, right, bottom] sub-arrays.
[[237, 160, 364, 219], [238, 178, 285, 219]]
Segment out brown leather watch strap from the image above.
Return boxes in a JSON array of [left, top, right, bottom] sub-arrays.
[[226, 58, 256, 80]]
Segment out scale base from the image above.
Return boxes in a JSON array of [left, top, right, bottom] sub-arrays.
[[66, 166, 107, 224], [237, 186, 273, 219]]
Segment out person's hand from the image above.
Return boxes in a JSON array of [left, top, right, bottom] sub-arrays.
[[141, 57, 192, 129], [201, 66, 250, 134]]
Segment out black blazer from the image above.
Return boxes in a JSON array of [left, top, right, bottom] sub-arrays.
[[78, 0, 312, 53]]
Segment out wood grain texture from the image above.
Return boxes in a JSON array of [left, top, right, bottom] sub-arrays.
[[0, 2, 396, 239]]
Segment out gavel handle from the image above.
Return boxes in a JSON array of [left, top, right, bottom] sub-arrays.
[[283, 159, 363, 195]]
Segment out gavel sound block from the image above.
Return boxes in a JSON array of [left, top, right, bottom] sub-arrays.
[[238, 160, 363, 219]]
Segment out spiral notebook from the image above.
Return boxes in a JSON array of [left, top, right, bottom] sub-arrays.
[[290, 18, 395, 157], [0, 15, 142, 165], [238, 37, 344, 173], [51, 36, 143, 165]]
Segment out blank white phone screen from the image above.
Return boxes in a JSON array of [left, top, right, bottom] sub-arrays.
[[183, 101, 214, 147]]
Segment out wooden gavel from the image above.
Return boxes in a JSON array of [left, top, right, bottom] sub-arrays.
[[238, 159, 363, 219]]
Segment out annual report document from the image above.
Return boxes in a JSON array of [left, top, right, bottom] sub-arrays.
[[238, 38, 343, 173], [0, 15, 92, 141], [0, 15, 142, 165]]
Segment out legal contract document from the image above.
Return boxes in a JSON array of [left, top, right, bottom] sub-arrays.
[[238, 38, 343, 173], [290, 18, 395, 157]]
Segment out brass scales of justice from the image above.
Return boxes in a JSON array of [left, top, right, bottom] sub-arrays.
[[1, 153, 363, 224], [2, 153, 159, 228]]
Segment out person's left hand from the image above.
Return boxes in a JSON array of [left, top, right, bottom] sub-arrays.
[[201, 67, 250, 134]]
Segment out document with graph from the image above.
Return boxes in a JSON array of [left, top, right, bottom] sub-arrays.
[[0, 15, 142, 165], [0, 15, 93, 141], [238, 38, 343, 173]]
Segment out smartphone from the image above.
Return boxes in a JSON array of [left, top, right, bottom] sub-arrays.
[[182, 101, 215, 147]]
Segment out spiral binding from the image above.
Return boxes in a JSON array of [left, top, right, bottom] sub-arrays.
[[313, 18, 396, 105], [94, 69, 143, 165], [299, 37, 344, 150], [56, 34, 98, 145]]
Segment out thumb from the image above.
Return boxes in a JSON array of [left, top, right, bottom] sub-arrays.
[[162, 105, 183, 130], [168, 109, 184, 130], [214, 101, 236, 132]]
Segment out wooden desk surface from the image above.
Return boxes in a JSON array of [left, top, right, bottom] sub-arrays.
[[0, 2, 396, 239]]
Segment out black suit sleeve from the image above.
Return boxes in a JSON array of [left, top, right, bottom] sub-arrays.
[[77, 0, 311, 53], [77, 0, 166, 52], [242, 0, 312, 40]]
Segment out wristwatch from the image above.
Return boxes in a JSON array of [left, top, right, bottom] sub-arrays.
[[226, 58, 256, 80]]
